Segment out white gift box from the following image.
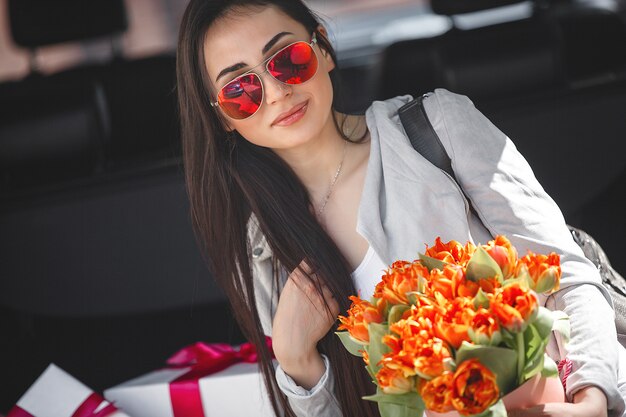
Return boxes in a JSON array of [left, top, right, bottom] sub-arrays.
[[104, 361, 276, 417], [8, 363, 127, 417]]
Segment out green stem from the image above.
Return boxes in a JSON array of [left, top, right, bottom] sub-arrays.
[[516, 331, 525, 385]]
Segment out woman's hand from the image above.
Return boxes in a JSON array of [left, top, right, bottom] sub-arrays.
[[508, 386, 608, 417], [271, 259, 340, 390]]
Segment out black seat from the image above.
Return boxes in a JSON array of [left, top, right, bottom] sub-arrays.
[[377, 0, 626, 102], [0, 73, 108, 194], [1, 0, 180, 195], [97, 56, 180, 169], [379, 16, 564, 102]]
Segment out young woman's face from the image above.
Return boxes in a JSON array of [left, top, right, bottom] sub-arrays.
[[203, 6, 336, 150]]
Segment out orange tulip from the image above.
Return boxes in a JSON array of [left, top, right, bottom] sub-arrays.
[[434, 297, 475, 349], [380, 333, 452, 379], [376, 366, 415, 394], [400, 297, 438, 335], [337, 296, 385, 343], [420, 372, 455, 413], [450, 359, 500, 416], [490, 283, 538, 332], [477, 277, 501, 295], [373, 260, 429, 305], [517, 252, 561, 294], [469, 308, 501, 345], [425, 237, 476, 267], [482, 236, 518, 278], [428, 265, 474, 299]]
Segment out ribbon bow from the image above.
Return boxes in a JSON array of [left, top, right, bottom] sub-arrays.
[[167, 337, 273, 417]]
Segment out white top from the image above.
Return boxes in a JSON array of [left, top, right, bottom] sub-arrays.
[[350, 245, 388, 301]]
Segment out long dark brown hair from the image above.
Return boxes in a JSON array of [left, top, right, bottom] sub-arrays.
[[176, 1, 377, 416]]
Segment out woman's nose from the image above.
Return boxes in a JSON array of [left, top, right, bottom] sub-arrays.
[[261, 72, 292, 104]]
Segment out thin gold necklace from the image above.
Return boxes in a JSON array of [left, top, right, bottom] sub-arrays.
[[317, 140, 348, 217]]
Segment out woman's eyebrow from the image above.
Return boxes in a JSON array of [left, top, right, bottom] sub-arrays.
[[215, 31, 294, 83]]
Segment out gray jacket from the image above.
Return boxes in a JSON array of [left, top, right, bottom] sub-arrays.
[[247, 89, 625, 416]]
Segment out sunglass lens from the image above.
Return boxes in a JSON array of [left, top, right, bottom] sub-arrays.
[[268, 42, 318, 84], [217, 73, 263, 119]]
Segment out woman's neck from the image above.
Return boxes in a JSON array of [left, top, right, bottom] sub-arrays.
[[273, 112, 367, 204]]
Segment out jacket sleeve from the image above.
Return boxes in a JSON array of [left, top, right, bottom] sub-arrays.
[[248, 216, 344, 417], [424, 89, 625, 416]]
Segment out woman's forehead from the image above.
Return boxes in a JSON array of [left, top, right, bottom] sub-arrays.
[[203, 6, 308, 81]]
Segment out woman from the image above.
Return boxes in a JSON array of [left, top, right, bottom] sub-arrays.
[[176, 0, 625, 416]]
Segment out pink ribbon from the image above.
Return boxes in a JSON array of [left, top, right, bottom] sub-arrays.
[[557, 357, 573, 391], [7, 393, 118, 417], [166, 337, 273, 417]]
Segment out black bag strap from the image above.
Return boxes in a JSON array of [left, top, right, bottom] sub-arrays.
[[398, 94, 481, 220], [398, 94, 454, 179]]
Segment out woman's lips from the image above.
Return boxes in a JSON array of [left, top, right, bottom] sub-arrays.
[[272, 101, 308, 126]]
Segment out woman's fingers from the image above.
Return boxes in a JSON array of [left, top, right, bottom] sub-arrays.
[[289, 259, 339, 320]]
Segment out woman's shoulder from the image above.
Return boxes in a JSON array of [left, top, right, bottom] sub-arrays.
[[367, 89, 475, 125]]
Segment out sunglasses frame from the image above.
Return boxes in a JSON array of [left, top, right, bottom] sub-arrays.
[[210, 33, 319, 120]]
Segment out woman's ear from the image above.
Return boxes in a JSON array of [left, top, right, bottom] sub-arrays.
[[316, 25, 335, 72]]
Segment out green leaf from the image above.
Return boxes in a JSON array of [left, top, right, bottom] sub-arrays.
[[523, 323, 543, 363], [367, 322, 391, 375], [519, 308, 555, 381], [407, 291, 420, 305], [466, 247, 504, 283], [388, 304, 411, 325], [534, 274, 557, 294], [521, 341, 546, 381], [335, 331, 365, 357], [531, 307, 555, 340], [456, 342, 518, 394], [473, 288, 490, 309], [515, 331, 525, 386], [551, 310, 570, 344], [473, 399, 508, 417], [468, 327, 502, 346], [502, 275, 529, 289], [541, 354, 559, 378], [418, 253, 447, 271], [377, 402, 424, 417], [521, 327, 546, 379], [378, 403, 424, 417], [364, 389, 425, 410], [500, 328, 517, 349]]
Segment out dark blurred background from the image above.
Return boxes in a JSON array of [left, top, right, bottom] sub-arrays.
[[1, 0, 625, 411]]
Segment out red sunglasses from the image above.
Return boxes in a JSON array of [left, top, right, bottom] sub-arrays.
[[211, 33, 319, 120]]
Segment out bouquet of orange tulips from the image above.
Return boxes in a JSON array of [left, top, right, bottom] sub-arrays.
[[337, 236, 570, 417]]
